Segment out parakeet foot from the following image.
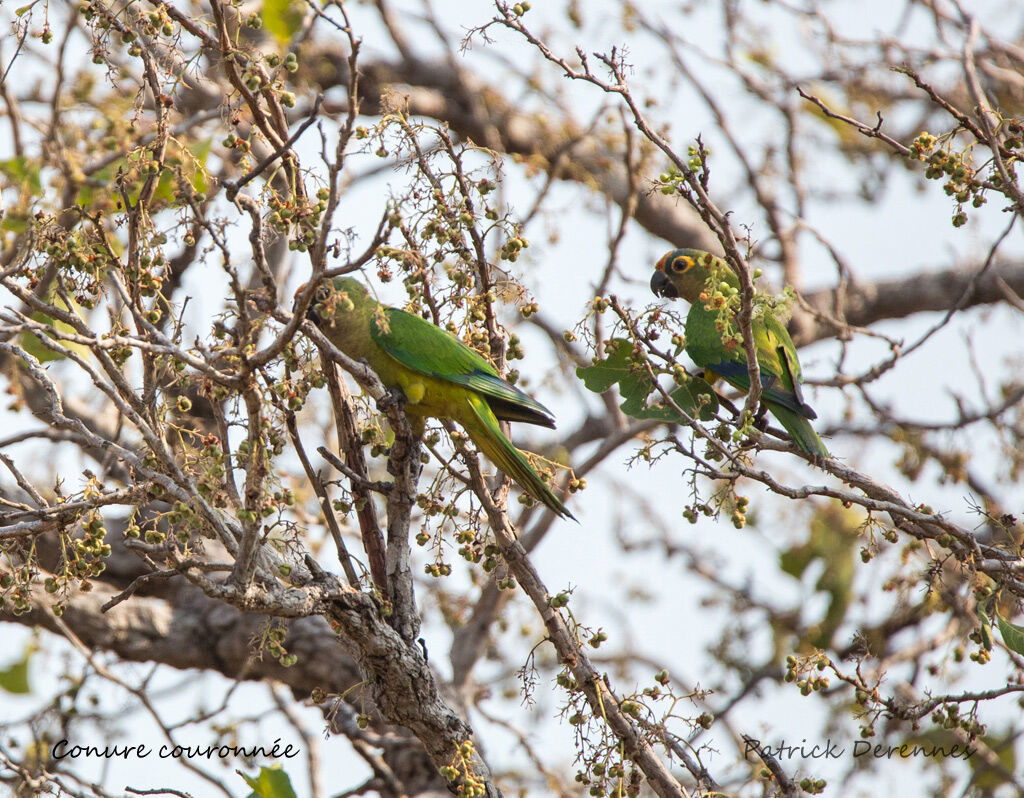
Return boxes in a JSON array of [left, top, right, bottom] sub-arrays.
[[376, 387, 407, 414], [807, 451, 829, 468]]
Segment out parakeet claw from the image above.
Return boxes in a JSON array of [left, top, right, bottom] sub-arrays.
[[377, 387, 407, 413]]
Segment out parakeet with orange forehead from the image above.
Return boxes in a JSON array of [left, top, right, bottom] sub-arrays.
[[650, 249, 828, 458], [303, 276, 574, 518]]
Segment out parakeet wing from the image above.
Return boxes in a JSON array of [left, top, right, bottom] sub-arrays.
[[698, 315, 817, 421], [371, 307, 555, 426]]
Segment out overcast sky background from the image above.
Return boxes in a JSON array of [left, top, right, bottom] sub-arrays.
[[2, 0, 1023, 795]]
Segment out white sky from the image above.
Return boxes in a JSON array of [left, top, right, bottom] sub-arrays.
[[1, 0, 1023, 795]]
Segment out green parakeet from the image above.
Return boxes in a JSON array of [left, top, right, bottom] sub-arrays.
[[304, 276, 574, 519], [650, 249, 829, 458]]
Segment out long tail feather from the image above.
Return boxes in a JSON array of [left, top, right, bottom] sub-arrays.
[[463, 395, 575, 520], [768, 402, 830, 459]]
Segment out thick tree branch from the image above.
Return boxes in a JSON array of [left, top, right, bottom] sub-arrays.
[[796, 258, 1024, 345], [311, 53, 718, 252]]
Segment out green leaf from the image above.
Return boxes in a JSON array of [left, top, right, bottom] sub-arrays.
[[15, 4, 33, 17], [18, 295, 90, 364], [576, 338, 635, 393], [188, 138, 213, 194], [153, 166, 176, 203], [968, 730, 1018, 790], [976, 602, 994, 651], [995, 610, 1024, 656], [778, 505, 860, 649], [75, 164, 116, 208], [0, 156, 43, 196], [576, 338, 717, 424], [901, 728, 1016, 791], [1, 213, 28, 234], [262, 0, 303, 44], [0, 649, 32, 694], [622, 380, 718, 423], [241, 765, 298, 798]]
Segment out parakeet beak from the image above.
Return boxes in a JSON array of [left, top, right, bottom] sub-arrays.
[[293, 282, 321, 324], [650, 269, 678, 299]]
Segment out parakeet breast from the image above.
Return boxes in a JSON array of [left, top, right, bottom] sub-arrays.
[[685, 301, 741, 368]]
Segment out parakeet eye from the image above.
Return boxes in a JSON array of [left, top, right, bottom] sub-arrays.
[[671, 255, 694, 273]]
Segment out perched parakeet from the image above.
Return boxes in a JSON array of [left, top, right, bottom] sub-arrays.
[[304, 276, 574, 519], [650, 249, 829, 458]]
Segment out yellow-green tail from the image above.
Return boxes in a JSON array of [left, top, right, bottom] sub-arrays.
[[769, 402, 829, 459], [464, 395, 575, 520]]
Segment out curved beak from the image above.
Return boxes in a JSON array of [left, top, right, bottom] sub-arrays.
[[650, 269, 678, 299], [293, 282, 321, 324]]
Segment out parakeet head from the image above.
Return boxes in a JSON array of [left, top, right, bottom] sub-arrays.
[[298, 276, 369, 325], [650, 248, 708, 301]]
